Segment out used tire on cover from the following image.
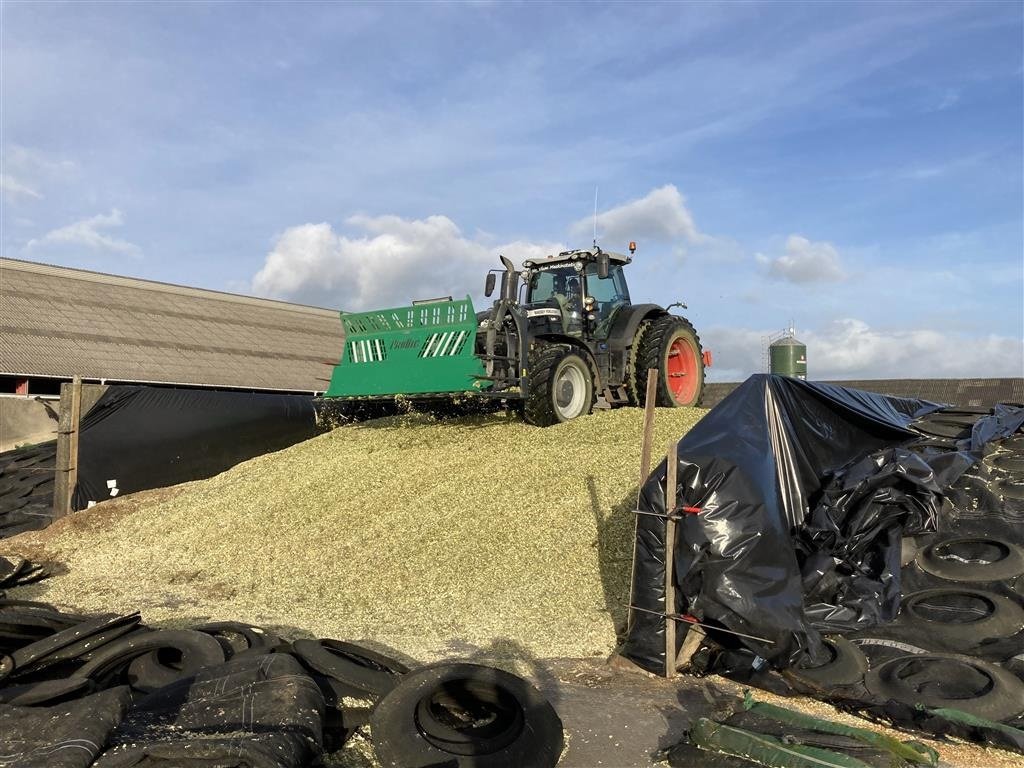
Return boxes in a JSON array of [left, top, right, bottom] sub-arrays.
[[900, 587, 1024, 647], [291, 638, 410, 697], [865, 653, 1024, 722], [370, 662, 563, 767], [997, 479, 1024, 501], [915, 537, 1024, 583], [193, 621, 280, 658], [6, 612, 142, 677], [788, 636, 868, 688], [0, 676, 91, 706], [72, 629, 225, 692], [630, 315, 705, 408], [989, 454, 1024, 473], [523, 345, 595, 427]]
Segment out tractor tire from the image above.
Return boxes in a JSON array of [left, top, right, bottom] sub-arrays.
[[523, 345, 595, 427], [630, 315, 705, 408]]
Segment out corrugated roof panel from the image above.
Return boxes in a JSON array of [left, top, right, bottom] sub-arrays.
[[1, 257, 345, 392]]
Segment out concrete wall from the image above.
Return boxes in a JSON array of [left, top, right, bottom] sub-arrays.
[[79, 384, 109, 419], [0, 395, 59, 451]]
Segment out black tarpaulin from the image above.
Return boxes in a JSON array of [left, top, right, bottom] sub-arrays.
[[621, 375, 1020, 673], [72, 386, 318, 511]]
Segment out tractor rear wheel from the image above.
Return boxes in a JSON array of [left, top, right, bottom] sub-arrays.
[[523, 345, 594, 426], [631, 315, 705, 407]]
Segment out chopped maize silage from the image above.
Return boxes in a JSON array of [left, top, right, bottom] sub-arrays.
[[4, 408, 705, 661]]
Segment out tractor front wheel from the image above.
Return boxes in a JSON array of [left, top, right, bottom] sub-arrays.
[[523, 345, 595, 426], [632, 315, 705, 407]]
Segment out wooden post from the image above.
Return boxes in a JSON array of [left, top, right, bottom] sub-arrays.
[[68, 376, 82, 512], [664, 437, 679, 678], [53, 376, 82, 519], [636, 369, 658, 503], [627, 369, 660, 633]]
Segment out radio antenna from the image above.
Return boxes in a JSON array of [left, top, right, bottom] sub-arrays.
[[593, 186, 599, 248]]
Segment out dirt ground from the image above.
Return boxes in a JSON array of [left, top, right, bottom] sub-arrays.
[[318, 655, 1023, 768]]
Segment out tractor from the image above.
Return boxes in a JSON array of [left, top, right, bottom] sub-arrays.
[[324, 244, 709, 426]]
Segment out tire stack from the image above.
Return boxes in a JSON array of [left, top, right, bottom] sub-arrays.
[[834, 413, 1024, 734], [748, 408, 1024, 751], [689, 414, 1024, 761], [0, 594, 564, 767]]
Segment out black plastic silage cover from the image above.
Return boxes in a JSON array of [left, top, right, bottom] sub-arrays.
[[620, 374, 1016, 673], [73, 386, 318, 510]]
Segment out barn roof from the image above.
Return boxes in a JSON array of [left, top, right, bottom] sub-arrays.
[[0, 257, 344, 393]]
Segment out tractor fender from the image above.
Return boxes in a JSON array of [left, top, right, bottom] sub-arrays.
[[604, 304, 667, 351], [531, 333, 605, 391]]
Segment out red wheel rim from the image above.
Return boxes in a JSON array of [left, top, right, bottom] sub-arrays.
[[666, 337, 698, 404]]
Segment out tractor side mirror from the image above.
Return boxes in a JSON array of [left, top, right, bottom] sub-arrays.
[[485, 272, 497, 297], [597, 252, 610, 279]]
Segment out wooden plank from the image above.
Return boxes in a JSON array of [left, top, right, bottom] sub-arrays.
[[626, 369, 659, 635], [66, 376, 82, 515], [52, 382, 72, 519], [637, 368, 658, 503], [664, 437, 679, 678], [676, 622, 706, 671], [51, 377, 82, 519]]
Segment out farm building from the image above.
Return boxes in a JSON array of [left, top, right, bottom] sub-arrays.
[[0, 257, 345, 450]]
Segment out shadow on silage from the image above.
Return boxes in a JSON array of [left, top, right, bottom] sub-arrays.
[[587, 475, 637, 642]]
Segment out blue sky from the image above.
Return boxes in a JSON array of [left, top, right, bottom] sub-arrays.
[[2, 1, 1021, 381]]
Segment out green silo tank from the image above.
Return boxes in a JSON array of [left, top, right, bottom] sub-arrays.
[[769, 336, 807, 379]]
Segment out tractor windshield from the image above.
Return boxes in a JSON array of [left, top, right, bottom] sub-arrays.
[[528, 267, 582, 311]]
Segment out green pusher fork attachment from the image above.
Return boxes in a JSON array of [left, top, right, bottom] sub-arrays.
[[324, 296, 488, 398]]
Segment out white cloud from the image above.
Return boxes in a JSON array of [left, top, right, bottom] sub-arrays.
[[571, 185, 703, 249], [1, 174, 43, 202], [757, 235, 846, 283], [27, 209, 141, 256], [5, 145, 77, 177], [1, 145, 77, 203], [803, 319, 1023, 379], [701, 326, 766, 383], [703, 319, 1023, 381], [251, 214, 562, 310], [492, 239, 566, 264]]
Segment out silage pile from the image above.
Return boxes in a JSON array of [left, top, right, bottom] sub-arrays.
[[3, 407, 705, 662]]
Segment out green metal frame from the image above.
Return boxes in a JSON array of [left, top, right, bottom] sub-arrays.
[[324, 296, 489, 398]]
